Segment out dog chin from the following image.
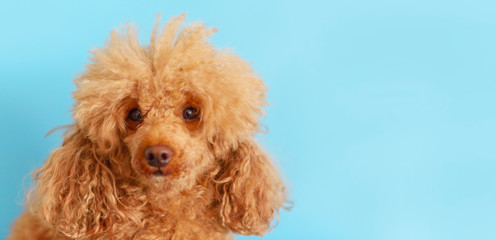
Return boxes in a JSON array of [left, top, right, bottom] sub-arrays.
[[148, 171, 197, 195]]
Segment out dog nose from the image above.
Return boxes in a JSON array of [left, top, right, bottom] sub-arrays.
[[144, 145, 173, 168]]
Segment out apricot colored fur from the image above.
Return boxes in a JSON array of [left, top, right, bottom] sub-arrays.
[[9, 14, 288, 240]]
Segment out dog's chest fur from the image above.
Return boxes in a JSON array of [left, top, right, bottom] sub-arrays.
[[106, 182, 230, 239]]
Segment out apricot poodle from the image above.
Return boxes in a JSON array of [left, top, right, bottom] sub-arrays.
[[9, 14, 288, 240]]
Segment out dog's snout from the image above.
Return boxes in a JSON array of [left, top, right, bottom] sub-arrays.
[[144, 145, 173, 168]]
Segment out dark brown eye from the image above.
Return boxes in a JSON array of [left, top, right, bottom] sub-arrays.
[[182, 107, 199, 120], [128, 108, 143, 122]]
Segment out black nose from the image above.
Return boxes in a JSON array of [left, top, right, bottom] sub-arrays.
[[144, 145, 173, 168]]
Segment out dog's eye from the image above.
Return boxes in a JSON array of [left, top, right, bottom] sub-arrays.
[[182, 107, 199, 120], [128, 108, 143, 122]]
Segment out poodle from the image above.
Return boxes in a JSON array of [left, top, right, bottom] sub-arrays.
[[9, 14, 288, 240]]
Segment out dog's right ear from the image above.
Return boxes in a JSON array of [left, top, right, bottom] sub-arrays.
[[27, 126, 135, 239]]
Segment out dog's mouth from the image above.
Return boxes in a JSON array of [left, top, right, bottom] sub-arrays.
[[152, 170, 165, 177], [149, 166, 180, 178], [151, 169, 169, 177]]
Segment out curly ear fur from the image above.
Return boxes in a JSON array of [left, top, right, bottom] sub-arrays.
[[27, 127, 139, 239], [214, 139, 287, 236]]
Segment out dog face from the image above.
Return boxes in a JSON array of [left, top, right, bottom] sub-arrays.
[[120, 65, 243, 191], [71, 14, 266, 190], [123, 88, 212, 190]]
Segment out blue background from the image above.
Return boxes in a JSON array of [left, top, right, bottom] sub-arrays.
[[1, 0, 496, 239]]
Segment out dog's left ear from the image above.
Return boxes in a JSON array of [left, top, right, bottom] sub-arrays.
[[214, 138, 288, 236]]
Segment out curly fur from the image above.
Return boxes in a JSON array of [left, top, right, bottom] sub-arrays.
[[9, 14, 288, 240]]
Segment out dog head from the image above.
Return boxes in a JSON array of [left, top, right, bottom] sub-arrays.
[[29, 14, 287, 238]]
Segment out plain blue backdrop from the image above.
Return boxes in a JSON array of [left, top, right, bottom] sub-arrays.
[[1, 0, 496, 239]]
